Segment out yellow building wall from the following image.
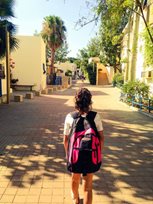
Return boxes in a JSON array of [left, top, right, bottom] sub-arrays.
[[106, 66, 114, 83], [149, 0, 153, 22], [96, 63, 110, 85], [137, 4, 153, 88], [121, 28, 129, 80], [2, 78, 7, 95], [121, 3, 153, 94], [136, 8, 146, 80], [54, 61, 77, 76], [11, 35, 46, 91]]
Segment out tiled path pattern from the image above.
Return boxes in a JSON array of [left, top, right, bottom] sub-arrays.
[[0, 82, 153, 204]]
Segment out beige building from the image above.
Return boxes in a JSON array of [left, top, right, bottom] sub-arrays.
[[54, 61, 77, 77], [121, 1, 153, 94], [97, 63, 113, 85], [11, 35, 47, 91], [89, 57, 113, 85]]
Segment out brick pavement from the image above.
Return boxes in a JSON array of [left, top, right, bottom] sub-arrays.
[[0, 82, 153, 204]]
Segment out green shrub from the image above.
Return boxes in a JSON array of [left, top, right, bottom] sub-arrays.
[[86, 63, 97, 85], [112, 73, 124, 87], [65, 69, 72, 76], [142, 26, 153, 67], [122, 80, 149, 98]]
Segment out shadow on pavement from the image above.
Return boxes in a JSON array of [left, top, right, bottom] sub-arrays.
[[0, 85, 153, 204], [93, 108, 153, 203], [0, 95, 73, 187]]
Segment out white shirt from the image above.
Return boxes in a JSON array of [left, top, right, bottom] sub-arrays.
[[64, 112, 103, 135]]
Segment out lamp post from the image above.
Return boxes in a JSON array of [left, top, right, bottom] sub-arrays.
[[5, 26, 10, 104]]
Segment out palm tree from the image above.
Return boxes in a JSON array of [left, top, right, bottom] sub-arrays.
[[41, 15, 67, 75], [0, 0, 18, 58]]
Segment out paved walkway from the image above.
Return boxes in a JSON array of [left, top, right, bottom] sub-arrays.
[[0, 81, 153, 204]]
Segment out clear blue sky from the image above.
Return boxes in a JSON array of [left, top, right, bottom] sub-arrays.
[[12, 0, 98, 57]]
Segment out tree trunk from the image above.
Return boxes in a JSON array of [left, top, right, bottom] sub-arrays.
[[50, 48, 55, 74], [48, 48, 56, 85], [114, 64, 121, 73], [137, 0, 153, 44], [114, 65, 117, 73]]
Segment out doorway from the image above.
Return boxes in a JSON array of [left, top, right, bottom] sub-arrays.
[[98, 72, 109, 85]]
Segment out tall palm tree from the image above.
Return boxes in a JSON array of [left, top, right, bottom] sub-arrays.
[[41, 15, 67, 75], [0, 0, 18, 58]]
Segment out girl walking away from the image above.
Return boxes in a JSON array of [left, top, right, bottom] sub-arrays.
[[63, 88, 104, 204]]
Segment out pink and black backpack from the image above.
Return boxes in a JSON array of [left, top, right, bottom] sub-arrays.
[[67, 111, 102, 174]]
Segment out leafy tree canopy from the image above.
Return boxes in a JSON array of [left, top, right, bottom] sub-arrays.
[[142, 26, 153, 66], [41, 15, 67, 75], [76, 0, 153, 71], [67, 57, 78, 63], [0, 0, 18, 58], [54, 41, 69, 63], [96, 0, 133, 70], [77, 48, 89, 72], [87, 37, 101, 57], [0, 0, 15, 19]]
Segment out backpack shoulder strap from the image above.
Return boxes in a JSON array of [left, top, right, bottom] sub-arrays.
[[68, 111, 81, 137], [70, 111, 80, 119], [86, 111, 100, 137], [86, 111, 97, 121]]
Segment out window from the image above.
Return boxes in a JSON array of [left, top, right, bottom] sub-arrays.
[[42, 63, 46, 74], [148, 71, 152, 78]]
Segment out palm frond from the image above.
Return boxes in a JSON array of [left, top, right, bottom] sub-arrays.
[[0, 0, 15, 19], [41, 15, 67, 50], [0, 20, 18, 58]]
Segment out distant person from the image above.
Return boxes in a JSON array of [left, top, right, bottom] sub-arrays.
[[46, 74, 50, 85], [63, 88, 104, 204], [81, 75, 85, 82]]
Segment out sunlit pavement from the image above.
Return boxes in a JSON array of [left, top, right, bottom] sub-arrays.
[[0, 81, 153, 204]]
